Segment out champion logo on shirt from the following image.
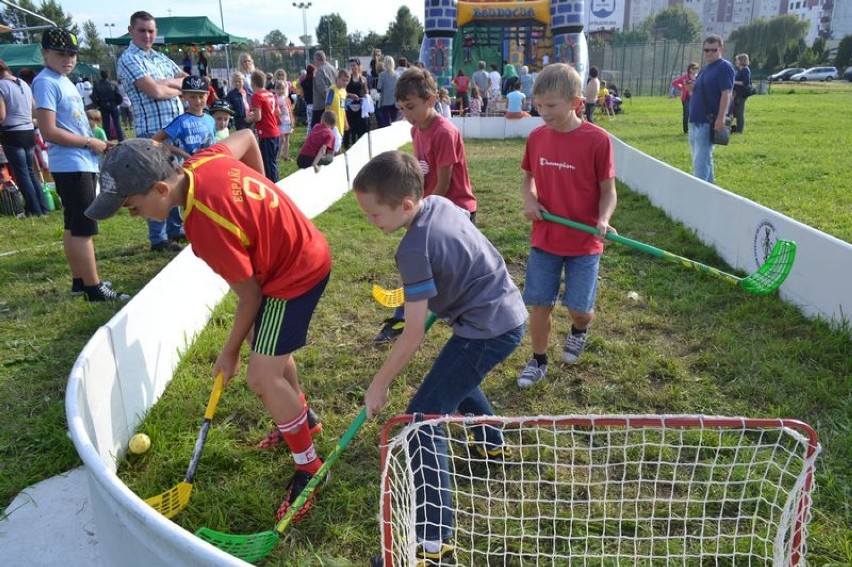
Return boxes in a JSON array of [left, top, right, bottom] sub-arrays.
[[418, 159, 430, 175], [539, 157, 576, 171]]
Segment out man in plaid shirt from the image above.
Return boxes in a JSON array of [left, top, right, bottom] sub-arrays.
[[118, 10, 188, 252]]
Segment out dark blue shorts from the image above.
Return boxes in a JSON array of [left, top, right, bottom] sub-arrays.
[[252, 272, 329, 356]]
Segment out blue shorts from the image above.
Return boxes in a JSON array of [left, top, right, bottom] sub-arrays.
[[252, 273, 329, 356], [522, 248, 600, 314]]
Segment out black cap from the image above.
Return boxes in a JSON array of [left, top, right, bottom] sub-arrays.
[[41, 28, 79, 54], [209, 99, 234, 115], [181, 75, 209, 93]]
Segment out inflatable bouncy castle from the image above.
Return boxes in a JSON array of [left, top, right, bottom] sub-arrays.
[[419, 0, 589, 88]]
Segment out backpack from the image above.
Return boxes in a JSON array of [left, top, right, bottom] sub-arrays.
[[0, 179, 25, 217]]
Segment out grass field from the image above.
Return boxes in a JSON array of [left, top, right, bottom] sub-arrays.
[[1, 91, 850, 565]]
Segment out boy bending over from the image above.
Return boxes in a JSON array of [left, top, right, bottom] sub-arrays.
[[86, 130, 331, 522], [354, 151, 527, 565]]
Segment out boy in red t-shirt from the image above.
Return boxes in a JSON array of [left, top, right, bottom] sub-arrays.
[[297, 110, 336, 172], [517, 63, 617, 388], [373, 67, 478, 344], [246, 70, 281, 182], [86, 130, 332, 523]]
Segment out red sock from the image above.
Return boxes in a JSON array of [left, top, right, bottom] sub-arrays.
[[277, 409, 320, 474], [299, 391, 308, 408]]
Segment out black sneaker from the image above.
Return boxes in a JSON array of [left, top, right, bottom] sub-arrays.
[[169, 234, 188, 244], [274, 466, 327, 524], [467, 434, 513, 462], [415, 542, 455, 566], [150, 241, 183, 253], [84, 282, 131, 302], [72, 279, 112, 295], [373, 317, 405, 344]]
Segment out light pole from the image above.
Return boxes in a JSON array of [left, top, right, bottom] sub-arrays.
[[218, 0, 232, 78], [103, 22, 115, 38], [293, 2, 312, 69], [104, 23, 116, 74]]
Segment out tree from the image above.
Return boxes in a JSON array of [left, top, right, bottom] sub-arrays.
[[79, 20, 109, 65], [264, 29, 289, 49], [316, 13, 347, 56], [384, 6, 423, 60], [729, 15, 808, 71], [612, 27, 650, 47], [647, 6, 701, 43], [834, 35, 852, 70], [1, 0, 76, 44], [348, 30, 386, 56]]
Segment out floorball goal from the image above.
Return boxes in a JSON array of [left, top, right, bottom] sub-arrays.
[[378, 414, 820, 566]]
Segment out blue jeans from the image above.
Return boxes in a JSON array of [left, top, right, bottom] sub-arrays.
[[258, 136, 280, 182], [688, 122, 715, 183], [148, 207, 185, 245], [138, 131, 184, 245], [406, 323, 525, 543], [2, 142, 49, 216]]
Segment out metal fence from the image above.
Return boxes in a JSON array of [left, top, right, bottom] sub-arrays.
[[588, 40, 739, 97]]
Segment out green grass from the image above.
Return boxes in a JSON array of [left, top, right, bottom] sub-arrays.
[[1, 96, 850, 565], [603, 82, 852, 243]]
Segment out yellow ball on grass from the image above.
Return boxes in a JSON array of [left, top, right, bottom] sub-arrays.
[[129, 433, 151, 455]]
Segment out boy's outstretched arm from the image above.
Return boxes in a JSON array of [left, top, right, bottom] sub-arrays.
[[213, 276, 263, 385], [219, 129, 264, 175], [521, 170, 544, 220], [365, 299, 429, 418], [597, 177, 618, 236]]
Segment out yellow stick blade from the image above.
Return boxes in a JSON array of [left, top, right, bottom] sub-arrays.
[[371, 284, 404, 308], [144, 482, 193, 519]]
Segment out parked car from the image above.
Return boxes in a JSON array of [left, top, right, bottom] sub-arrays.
[[769, 67, 804, 81], [790, 66, 839, 82], [845, 67, 852, 82]]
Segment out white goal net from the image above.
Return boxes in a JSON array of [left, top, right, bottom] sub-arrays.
[[378, 414, 820, 566]]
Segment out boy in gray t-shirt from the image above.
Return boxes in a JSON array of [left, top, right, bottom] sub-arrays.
[[354, 150, 526, 565]]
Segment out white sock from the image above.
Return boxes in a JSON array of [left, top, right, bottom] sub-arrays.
[[421, 540, 443, 554]]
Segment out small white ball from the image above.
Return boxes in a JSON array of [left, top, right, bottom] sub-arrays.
[[129, 433, 151, 454], [627, 291, 640, 301]]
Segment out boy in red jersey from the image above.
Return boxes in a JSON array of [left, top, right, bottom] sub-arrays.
[[516, 63, 617, 388], [297, 110, 336, 172], [86, 130, 331, 523], [373, 67, 478, 344], [246, 69, 281, 182]]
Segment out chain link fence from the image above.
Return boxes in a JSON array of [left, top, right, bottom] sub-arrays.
[[588, 40, 740, 97]]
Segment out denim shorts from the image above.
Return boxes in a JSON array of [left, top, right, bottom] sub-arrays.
[[522, 247, 600, 313]]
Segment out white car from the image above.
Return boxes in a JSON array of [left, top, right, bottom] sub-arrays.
[[790, 67, 839, 82]]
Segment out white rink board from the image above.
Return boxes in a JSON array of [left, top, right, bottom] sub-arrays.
[[65, 117, 849, 567]]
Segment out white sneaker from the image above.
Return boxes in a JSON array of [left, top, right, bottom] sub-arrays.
[[517, 359, 547, 388], [562, 331, 588, 364]]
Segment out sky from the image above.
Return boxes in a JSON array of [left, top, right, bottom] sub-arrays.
[[56, 1, 426, 45]]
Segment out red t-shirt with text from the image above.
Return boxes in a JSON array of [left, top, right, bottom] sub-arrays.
[[521, 122, 615, 256], [411, 115, 476, 213], [250, 89, 280, 139], [183, 143, 331, 299]]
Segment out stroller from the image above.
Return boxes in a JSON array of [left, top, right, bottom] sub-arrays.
[[608, 84, 626, 114]]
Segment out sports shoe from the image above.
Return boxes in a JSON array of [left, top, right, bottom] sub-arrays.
[[517, 359, 547, 388], [415, 542, 455, 566], [562, 330, 588, 364], [84, 282, 131, 302], [274, 466, 326, 524], [467, 435, 513, 462], [72, 279, 112, 295], [373, 317, 405, 344], [150, 241, 183, 253]]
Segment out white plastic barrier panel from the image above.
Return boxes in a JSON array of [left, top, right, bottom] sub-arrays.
[[610, 136, 852, 327], [66, 125, 414, 566]]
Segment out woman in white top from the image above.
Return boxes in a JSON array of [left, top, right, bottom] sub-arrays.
[[584, 66, 601, 123], [238, 52, 256, 95]]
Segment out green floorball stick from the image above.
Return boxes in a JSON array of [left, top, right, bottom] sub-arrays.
[[195, 407, 368, 563], [541, 211, 796, 295], [195, 313, 438, 563]]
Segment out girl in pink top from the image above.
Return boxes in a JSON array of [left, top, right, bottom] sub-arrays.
[[671, 62, 699, 134]]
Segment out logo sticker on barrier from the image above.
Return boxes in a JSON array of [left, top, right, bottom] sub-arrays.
[[753, 220, 778, 269]]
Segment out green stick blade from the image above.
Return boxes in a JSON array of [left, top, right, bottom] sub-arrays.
[[195, 527, 278, 563], [740, 239, 797, 295]]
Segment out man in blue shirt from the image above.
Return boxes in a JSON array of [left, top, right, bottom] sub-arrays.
[[688, 34, 735, 184], [117, 10, 188, 251]]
